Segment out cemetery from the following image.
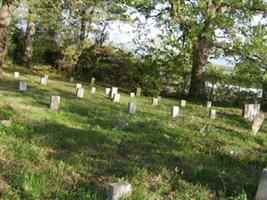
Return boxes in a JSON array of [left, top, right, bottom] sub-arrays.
[[0, 0, 267, 199]]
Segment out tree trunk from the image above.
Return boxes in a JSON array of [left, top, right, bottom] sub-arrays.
[[23, 14, 36, 67], [0, 0, 14, 77], [189, 35, 213, 101]]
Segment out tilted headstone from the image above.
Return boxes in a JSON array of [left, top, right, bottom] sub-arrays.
[[19, 81, 27, 91], [252, 112, 265, 136], [181, 100, 187, 107], [91, 77, 96, 85], [255, 167, 267, 200], [128, 102, 137, 114], [130, 92, 135, 98], [76, 83, 82, 90], [207, 101, 212, 109], [209, 109, 216, 119], [106, 88, 111, 95], [40, 77, 47, 85], [49, 96, 60, 110], [91, 87, 96, 94], [69, 77, 74, 83], [76, 88, 84, 98], [136, 88, 141, 97], [107, 182, 132, 200], [14, 72, 19, 78], [110, 87, 118, 99], [172, 106, 180, 117], [113, 94, 120, 103], [152, 98, 159, 106], [242, 104, 261, 121]]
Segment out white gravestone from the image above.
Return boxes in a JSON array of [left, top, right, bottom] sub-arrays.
[[14, 72, 19, 78], [157, 96, 162, 101], [207, 101, 212, 109], [69, 77, 74, 83], [152, 98, 159, 106], [76, 83, 82, 90], [136, 88, 141, 97], [19, 81, 27, 91], [106, 88, 111, 95], [76, 88, 84, 98], [49, 96, 60, 110], [209, 109, 216, 119], [40, 77, 47, 85], [113, 94, 120, 103], [242, 104, 261, 121], [252, 112, 265, 136], [44, 74, 48, 81], [130, 92, 135, 98], [91, 87, 96, 94], [110, 87, 118, 99], [172, 106, 180, 117], [181, 100, 187, 107], [107, 182, 132, 200], [255, 167, 267, 200], [91, 77, 95, 85], [128, 102, 137, 114]]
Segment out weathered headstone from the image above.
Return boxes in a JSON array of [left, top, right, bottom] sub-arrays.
[[14, 72, 19, 78], [76, 83, 82, 90], [107, 182, 132, 200], [1, 120, 11, 127], [128, 102, 137, 114], [172, 106, 180, 117], [76, 88, 84, 98], [181, 100, 187, 107], [130, 92, 135, 98], [242, 104, 261, 121], [91, 77, 96, 85], [157, 96, 162, 101], [91, 87, 96, 94], [136, 88, 141, 97], [207, 101, 212, 109], [19, 81, 27, 91], [113, 94, 120, 103], [106, 88, 111, 95], [44, 74, 49, 81], [255, 167, 267, 200], [40, 77, 47, 85], [152, 98, 159, 106], [209, 109, 216, 119], [110, 87, 118, 99], [252, 112, 265, 136], [69, 77, 74, 83], [49, 96, 60, 110]]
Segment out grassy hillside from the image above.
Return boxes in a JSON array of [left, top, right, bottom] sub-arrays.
[[0, 67, 266, 200]]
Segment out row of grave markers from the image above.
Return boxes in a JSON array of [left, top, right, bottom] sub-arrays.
[[13, 71, 266, 200]]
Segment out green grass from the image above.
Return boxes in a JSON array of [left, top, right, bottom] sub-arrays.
[[0, 66, 266, 199]]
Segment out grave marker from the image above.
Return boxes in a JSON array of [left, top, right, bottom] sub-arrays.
[[152, 98, 159, 106], [209, 109, 216, 119], [106, 88, 111, 95], [136, 88, 141, 97], [255, 167, 267, 200], [172, 106, 180, 117], [91, 77, 95, 85], [76, 83, 82, 90], [181, 100, 187, 107], [91, 87, 96, 94], [207, 101, 212, 109], [49, 96, 60, 110], [14, 72, 19, 78], [130, 92, 135, 98], [70, 77, 74, 83], [242, 104, 261, 121], [40, 77, 47, 85], [252, 112, 265, 136], [110, 87, 118, 99], [128, 102, 137, 114], [107, 182, 132, 200], [113, 94, 120, 103], [76, 88, 84, 98], [19, 81, 27, 91]]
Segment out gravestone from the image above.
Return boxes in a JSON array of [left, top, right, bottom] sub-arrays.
[[14, 72, 19, 78], [252, 112, 265, 136], [91, 77, 95, 85], [106, 88, 111, 95], [91, 87, 96, 94], [110, 87, 118, 99], [172, 106, 180, 117], [1, 120, 11, 127], [76, 88, 84, 98], [207, 101, 212, 109], [243, 104, 261, 121], [209, 109, 216, 119], [107, 182, 132, 200], [49, 96, 60, 110], [44, 74, 48, 81], [136, 88, 141, 97], [130, 92, 135, 98], [19, 81, 27, 91], [70, 77, 74, 83], [181, 100, 187, 107], [152, 98, 159, 106], [128, 102, 137, 114], [113, 94, 120, 103], [255, 167, 267, 200], [40, 77, 47, 85], [157, 96, 162, 101], [76, 83, 82, 90]]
